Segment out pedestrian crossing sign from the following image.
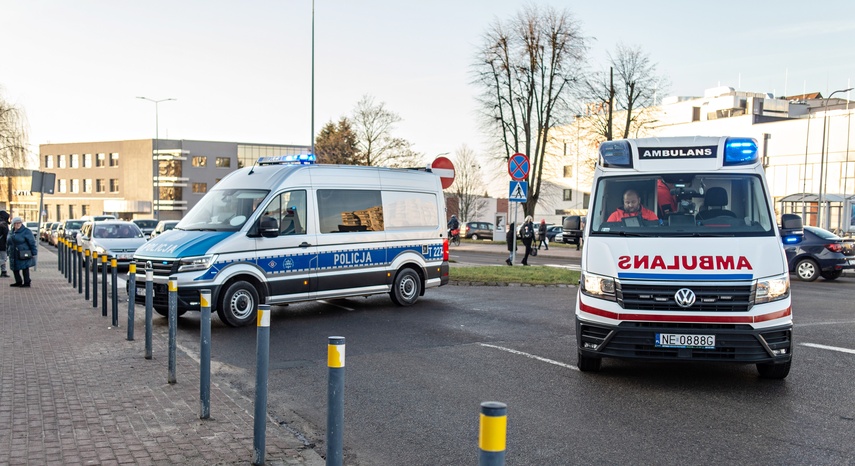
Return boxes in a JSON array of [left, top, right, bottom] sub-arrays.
[[509, 181, 527, 202]]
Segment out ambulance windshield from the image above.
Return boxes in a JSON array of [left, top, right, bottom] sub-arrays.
[[589, 173, 775, 237], [179, 189, 269, 231]]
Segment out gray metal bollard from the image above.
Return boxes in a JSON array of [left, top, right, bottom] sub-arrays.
[[479, 402, 507, 466], [92, 252, 98, 308], [84, 249, 90, 301], [77, 246, 83, 294], [66, 240, 72, 284], [144, 264, 153, 360], [111, 258, 119, 327], [127, 263, 137, 341], [168, 275, 177, 384], [326, 336, 346, 466], [101, 254, 108, 317], [200, 290, 212, 419], [57, 239, 63, 272], [72, 243, 78, 289], [252, 304, 271, 466]]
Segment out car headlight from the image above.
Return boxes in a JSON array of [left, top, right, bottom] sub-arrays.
[[581, 272, 616, 301], [755, 273, 790, 304], [95, 245, 108, 255], [177, 254, 217, 272]]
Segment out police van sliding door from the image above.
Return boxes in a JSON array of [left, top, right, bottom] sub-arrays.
[[255, 189, 318, 303]]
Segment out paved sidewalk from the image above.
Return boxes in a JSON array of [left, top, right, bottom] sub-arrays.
[[0, 244, 323, 465]]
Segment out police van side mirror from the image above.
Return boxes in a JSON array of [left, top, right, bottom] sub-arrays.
[[259, 216, 279, 238], [780, 213, 804, 244]]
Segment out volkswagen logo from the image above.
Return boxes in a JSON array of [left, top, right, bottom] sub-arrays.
[[674, 288, 696, 308]]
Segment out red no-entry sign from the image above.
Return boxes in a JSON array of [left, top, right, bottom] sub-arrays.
[[431, 156, 456, 189]]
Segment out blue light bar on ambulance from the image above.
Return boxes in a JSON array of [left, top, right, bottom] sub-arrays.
[[599, 140, 632, 167], [256, 153, 317, 165], [723, 138, 758, 165]]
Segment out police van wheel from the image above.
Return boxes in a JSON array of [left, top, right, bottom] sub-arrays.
[[217, 280, 259, 327], [390, 269, 421, 306], [577, 350, 602, 372]]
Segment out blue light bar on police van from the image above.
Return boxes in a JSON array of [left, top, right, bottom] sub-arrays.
[[599, 140, 632, 167], [723, 138, 758, 165], [256, 153, 317, 165]]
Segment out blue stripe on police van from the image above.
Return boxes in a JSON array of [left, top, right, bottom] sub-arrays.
[[617, 272, 754, 280]]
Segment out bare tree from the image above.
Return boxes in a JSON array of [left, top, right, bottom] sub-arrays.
[[473, 4, 588, 217], [351, 95, 409, 167], [314, 117, 360, 165], [1, 89, 30, 174], [581, 43, 667, 141], [451, 144, 488, 222]]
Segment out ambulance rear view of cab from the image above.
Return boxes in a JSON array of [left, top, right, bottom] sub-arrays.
[[576, 136, 795, 379]]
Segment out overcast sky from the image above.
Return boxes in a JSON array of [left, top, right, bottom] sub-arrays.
[[3, 0, 854, 164]]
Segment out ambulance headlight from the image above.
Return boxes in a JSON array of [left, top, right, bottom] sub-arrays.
[[177, 254, 217, 272], [581, 272, 616, 301], [754, 273, 789, 304]]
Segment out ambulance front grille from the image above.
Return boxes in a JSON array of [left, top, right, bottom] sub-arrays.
[[616, 283, 754, 312]]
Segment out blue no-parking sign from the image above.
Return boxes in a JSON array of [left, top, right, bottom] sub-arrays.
[[508, 153, 529, 181]]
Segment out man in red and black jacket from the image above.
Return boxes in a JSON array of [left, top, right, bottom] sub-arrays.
[[607, 189, 659, 222]]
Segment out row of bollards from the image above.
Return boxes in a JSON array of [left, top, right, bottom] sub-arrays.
[[55, 238, 508, 465]]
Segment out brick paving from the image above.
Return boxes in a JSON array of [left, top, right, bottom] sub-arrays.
[[0, 244, 323, 465]]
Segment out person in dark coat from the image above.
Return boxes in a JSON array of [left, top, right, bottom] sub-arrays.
[[0, 210, 9, 277], [505, 222, 515, 266], [7, 217, 37, 287], [537, 219, 549, 250]]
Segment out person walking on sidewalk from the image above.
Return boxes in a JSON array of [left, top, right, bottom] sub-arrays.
[[7, 217, 37, 287], [505, 222, 516, 266], [537, 219, 549, 250], [520, 216, 535, 266], [0, 210, 9, 277]]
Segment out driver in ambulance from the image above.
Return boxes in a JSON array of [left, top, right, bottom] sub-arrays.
[[607, 188, 659, 222]]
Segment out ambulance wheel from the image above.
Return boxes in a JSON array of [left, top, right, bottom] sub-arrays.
[[154, 306, 188, 318], [217, 280, 259, 327], [794, 258, 819, 282], [577, 350, 601, 372], [756, 360, 791, 379], [390, 268, 421, 306]]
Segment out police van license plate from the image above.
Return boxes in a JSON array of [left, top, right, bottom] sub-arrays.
[[135, 287, 151, 297], [655, 333, 715, 349]]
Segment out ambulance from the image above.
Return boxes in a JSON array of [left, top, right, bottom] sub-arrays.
[[576, 136, 797, 379], [132, 154, 450, 327]]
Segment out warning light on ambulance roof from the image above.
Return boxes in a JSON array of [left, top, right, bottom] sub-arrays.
[[257, 153, 317, 165], [599, 140, 632, 167], [723, 138, 758, 166]]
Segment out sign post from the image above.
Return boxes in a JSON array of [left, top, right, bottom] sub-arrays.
[[507, 154, 530, 264]]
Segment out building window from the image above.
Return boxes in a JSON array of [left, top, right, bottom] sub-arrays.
[[215, 157, 231, 168], [71, 179, 80, 193], [68, 205, 75, 219], [109, 179, 119, 192], [96, 179, 105, 193], [96, 153, 106, 167], [81, 205, 90, 217], [58, 155, 67, 168], [563, 189, 572, 201], [563, 166, 573, 178], [83, 153, 92, 168], [159, 187, 183, 201], [45, 155, 54, 168], [192, 182, 207, 193], [83, 179, 92, 193], [192, 156, 207, 167], [583, 193, 590, 205], [109, 152, 119, 167], [71, 154, 79, 168], [58, 179, 67, 193]]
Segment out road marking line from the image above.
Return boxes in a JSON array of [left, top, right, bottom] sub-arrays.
[[479, 343, 579, 371], [800, 342, 855, 354]]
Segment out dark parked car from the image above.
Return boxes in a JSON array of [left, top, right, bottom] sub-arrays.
[[132, 219, 159, 239], [545, 225, 562, 241], [461, 221, 493, 240], [784, 226, 855, 281], [59, 219, 85, 242], [561, 215, 584, 245], [149, 220, 179, 239]]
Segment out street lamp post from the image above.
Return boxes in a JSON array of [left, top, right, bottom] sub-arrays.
[[817, 87, 853, 230], [137, 97, 176, 221]]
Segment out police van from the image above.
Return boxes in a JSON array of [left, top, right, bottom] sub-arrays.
[[132, 154, 450, 327], [576, 136, 797, 379]]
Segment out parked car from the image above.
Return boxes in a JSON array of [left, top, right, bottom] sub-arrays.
[[40, 222, 57, 242], [784, 226, 855, 281], [59, 219, 85, 243], [545, 225, 562, 242], [149, 220, 179, 239], [132, 219, 159, 239], [561, 215, 584, 245], [461, 221, 494, 240], [553, 231, 564, 243], [77, 220, 147, 271], [48, 222, 63, 246]]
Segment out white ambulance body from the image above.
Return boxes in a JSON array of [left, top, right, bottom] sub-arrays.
[[577, 136, 794, 378], [132, 155, 450, 327]]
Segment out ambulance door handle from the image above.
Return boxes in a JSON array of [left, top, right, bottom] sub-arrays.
[[299, 242, 312, 248]]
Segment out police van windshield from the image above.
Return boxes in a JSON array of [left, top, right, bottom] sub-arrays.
[[589, 174, 774, 237], [179, 189, 269, 231]]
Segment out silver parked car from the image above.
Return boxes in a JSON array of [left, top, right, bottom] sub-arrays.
[[78, 220, 147, 270]]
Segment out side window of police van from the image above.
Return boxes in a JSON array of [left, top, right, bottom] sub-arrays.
[[262, 190, 307, 236], [317, 189, 383, 233]]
